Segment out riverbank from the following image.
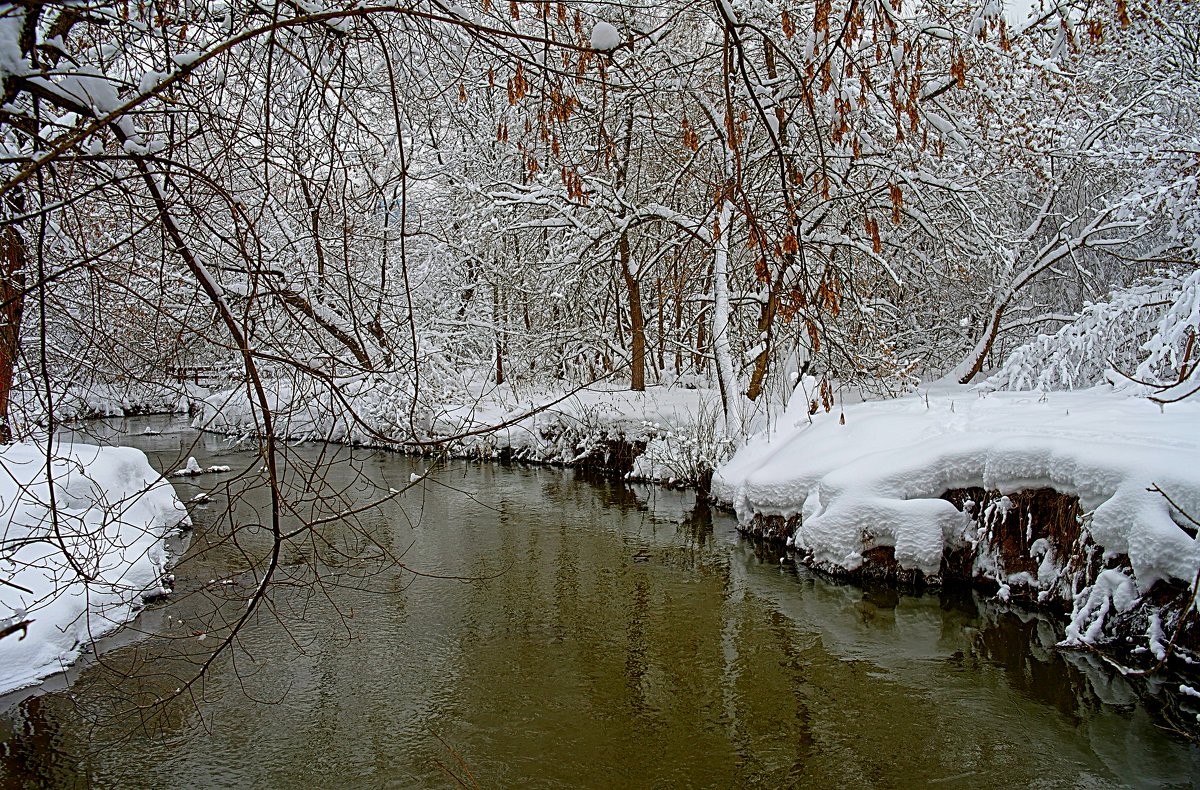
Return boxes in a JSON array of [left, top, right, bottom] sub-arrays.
[[50, 375, 1200, 693], [712, 384, 1200, 674], [0, 380, 725, 697], [192, 379, 731, 487], [0, 441, 189, 695]]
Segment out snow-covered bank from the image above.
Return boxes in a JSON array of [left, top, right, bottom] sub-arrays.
[[14, 380, 203, 426], [0, 443, 188, 695], [193, 378, 728, 483], [713, 385, 1200, 652]]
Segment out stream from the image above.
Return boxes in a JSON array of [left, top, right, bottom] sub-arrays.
[[0, 415, 1196, 788]]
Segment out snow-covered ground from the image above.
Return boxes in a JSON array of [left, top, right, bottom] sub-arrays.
[[0, 442, 188, 695], [13, 380, 201, 425], [713, 382, 1200, 648]]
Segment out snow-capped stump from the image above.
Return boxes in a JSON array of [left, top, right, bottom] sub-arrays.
[[589, 21, 621, 52], [172, 456, 232, 477]]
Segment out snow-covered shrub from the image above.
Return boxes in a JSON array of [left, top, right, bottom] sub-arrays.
[[193, 368, 471, 446], [985, 268, 1200, 398], [1130, 268, 1200, 400], [630, 398, 732, 486]]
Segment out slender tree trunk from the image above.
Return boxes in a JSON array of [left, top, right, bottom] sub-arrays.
[[712, 198, 742, 439], [620, 233, 646, 391], [656, 276, 665, 374], [0, 226, 25, 443], [673, 274, 684, 375], [955, 303, 1006, 384], [493, 282, 504, 385], [610, 108, 646, 392], [746, 269, 785, 401], [296, 171, 327, 293]]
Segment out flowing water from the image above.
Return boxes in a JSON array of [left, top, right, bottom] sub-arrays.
[[0, 416, 1196, 789]]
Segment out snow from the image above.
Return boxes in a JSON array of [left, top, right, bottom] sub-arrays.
[[0, 442, 188, 695], [590, 21, 621, 52], [170, 51, 203, 67], [137, 70, 168, 94], [0, 16, 27, 79], [1146, 612, 1168, 662], [171, 457, 230, 477], [47, 68, 122, 116], [193, 377, 723, 480], [12, 379, 200, 426], [713, 384, 1200, 644]]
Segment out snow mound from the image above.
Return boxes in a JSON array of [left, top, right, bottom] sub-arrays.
[[0, 443, 188, 694], [713, 385, 1200, 642], [590, 21, 620, 51], [171, 456, 231, 476]]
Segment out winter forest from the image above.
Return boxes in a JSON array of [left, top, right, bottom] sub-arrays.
[[1, 0, 1200, 782], [0, 0, 1195, 433]]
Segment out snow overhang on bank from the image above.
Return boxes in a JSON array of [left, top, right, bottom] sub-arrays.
[[712, 386, 1200, 644], [0, 443, 189, 695]]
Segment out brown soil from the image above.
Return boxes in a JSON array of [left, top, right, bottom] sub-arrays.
[[941, 487, 1083, 582], [572, 433, 646, 477]]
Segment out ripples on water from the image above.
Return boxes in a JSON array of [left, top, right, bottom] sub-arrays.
[[0, 416, 1196, 789]]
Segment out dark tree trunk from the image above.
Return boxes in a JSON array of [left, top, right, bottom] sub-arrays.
[[619, 233, 646, 391], [0, 226, 26, 443], [493, 282, 504, 385], [958, 304, 1006, 384], [747, 269, 787, 401]]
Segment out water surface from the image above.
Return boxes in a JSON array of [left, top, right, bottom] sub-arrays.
[[0, 416, 1196, 789]]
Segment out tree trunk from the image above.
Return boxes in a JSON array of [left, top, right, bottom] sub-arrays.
[[656, 276, 665, 374], [746, 268, 786, 401], [712, 199, 742, 439], [493, 282, 504, 385], [0, 226, 25, 443], [620, 233, 646, 391], [955, 303, 1006, 384], [673, 277, 684, 375]]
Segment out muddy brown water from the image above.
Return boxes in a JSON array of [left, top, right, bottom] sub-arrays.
[[0, 416, 1196, 789]]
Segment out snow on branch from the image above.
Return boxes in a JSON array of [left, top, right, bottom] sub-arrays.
[[985, 268, 1200, 397]]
